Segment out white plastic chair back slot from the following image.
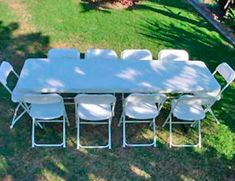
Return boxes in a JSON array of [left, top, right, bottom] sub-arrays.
[[75, 94, 116, 105], [121, 49, 153, 60], [158, 49, 189, 61], [24, 94, 63, 104], [215, 62, 235, 84], [85, 48, 118, 60], [48, 48, 80, 59], [125, 93, 166, 104], [0, 61, 14, 85]]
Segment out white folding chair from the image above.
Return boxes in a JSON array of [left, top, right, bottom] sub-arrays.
[[120, 49, 153, 60], [48, 48, 80, 60], [23, 94, 69, 148], [158, 49, 189, 61], [85, 48, 118, 60], [194, 62, 235, 124], [75, 94, 116, 149], [0, 61, 30, 128], [119, 93, 166, 147], [162, 95, 216, 148]]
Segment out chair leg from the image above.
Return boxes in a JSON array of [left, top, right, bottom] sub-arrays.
[[118, 112, 123, 127], [198, 120, 201, 148], [63, 115, 66, 148], [108, 119, 111, 149], [169, 115, 172, 148], [77, 118, 80, 149], [153, 119, 157, 147], [121, 93, 124, 101], [12, 104, 20, 123], [35, 122, 43, 129], [32, 118, 35, 148], [10, 104, 27, 128], [122, 116, 126, 148], [65, 112, 70, 126], [162, 114, 170, 127], [208, 108, 220, 124]]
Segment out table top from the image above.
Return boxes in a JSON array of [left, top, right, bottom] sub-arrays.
[[15, 58, 221, 94]]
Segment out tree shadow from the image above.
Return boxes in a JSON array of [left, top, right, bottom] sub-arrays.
[[1, 94, 235, 180], [135, 18, 235, 132], [136, 18, 235, 67], [0, 21, 50, 71], [0, 20, 50, 178], [9, 137, 234, 180], [129, 1, 210, 29]]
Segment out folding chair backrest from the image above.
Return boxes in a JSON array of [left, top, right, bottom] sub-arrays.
[[48, 48, 80, 60], [75, 94, 116, 105], [121, 49, 153, 60], [85, 49, 118, 60], [158, 49, 189, 61], [23, 94, 63, 104], [212, 62, 235, 96], [175, 95, 216, 107], [0, 61, 18, 93], [125, 93, 167, 105], [214, 62, 235, 83]]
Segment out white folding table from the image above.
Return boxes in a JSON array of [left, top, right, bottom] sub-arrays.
[[15, 58, 221, 94]]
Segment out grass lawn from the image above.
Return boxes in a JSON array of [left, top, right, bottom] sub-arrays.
[[0, 0, 235, 180]]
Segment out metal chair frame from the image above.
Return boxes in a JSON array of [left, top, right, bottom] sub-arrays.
[[119, 93, 166, 147], [0, 61, 30, 128], [195, 62, 235, 124], [162, 95, 215, 148], [75, 94, 116, 149], [24, 94, 69, 148]]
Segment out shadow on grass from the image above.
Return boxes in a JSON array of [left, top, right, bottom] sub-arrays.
[[0, 21, 50, 71], [136, 18, 235, 68], [7, 134, 234, 180], [130, 0, 209, 28], [0, 20, 50, 178], [135, 17, 235, 128], [1, 97, 235, 180]]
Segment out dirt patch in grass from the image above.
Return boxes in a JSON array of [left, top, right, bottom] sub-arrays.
[[3, 0, 36, 33], [81, 0, 141, 10]]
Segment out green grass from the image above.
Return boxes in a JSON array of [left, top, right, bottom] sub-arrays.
[[0, 0, 235, 180]]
